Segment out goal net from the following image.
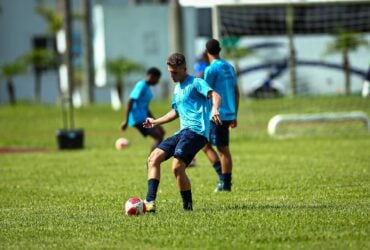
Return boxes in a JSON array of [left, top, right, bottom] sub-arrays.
[[212, 0, 370, 137]]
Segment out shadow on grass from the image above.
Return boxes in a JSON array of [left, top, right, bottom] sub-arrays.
[[201, 203, 337, 212]]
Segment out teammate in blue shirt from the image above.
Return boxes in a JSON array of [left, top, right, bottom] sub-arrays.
[[120, 67, 165, 153], [194, 50, 210, 78], [202, 39, 240, 192], [143, 53, 222, 212]]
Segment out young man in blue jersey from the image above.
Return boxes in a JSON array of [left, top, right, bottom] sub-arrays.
[[120, 67, 165, 153], [142, 53, 222, 212], [202, 39, 240, 192]]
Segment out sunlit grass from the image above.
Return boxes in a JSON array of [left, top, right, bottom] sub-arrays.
[[0, 96, 369, 249]]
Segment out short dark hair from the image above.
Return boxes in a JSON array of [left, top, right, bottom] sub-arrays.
[[166, 53, 186, 67], [206, 39, 221, 55], [147, 67, 161, 77]]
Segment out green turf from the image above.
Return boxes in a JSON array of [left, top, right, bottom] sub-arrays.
[[0, 96, 369, 249]]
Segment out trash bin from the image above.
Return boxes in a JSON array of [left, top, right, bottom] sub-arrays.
[[56, 129, 84, 149]]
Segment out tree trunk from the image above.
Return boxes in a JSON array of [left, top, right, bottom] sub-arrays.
[[286, 5, 297, 96], [116, 79, 123, 103], [35, 71, 42, 103], [234, 60, 241, 81], [6, 78, 16, 105], [81, 0, 95, 104], [169, 0, 183, 53], [343, 51, 351, 96]]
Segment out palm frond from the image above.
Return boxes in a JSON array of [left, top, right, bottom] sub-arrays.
[[35, 5, 62, 34], [24, 48, 57, 69], [0, 58, 27, 79], [322, 29, 369, 57], [106, 57, 144, 80]]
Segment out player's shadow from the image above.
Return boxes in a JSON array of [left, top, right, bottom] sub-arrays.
[[196, 203, 337, 213], [219, 203, 337, 211]]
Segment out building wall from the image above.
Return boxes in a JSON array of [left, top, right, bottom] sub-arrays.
[[0, 0, 197, 105], [237, 35, 370, 96], [97, 4, 196, 101], [0, 0, 58, 104]]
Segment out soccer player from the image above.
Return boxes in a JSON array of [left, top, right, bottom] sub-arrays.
[[120, 67, 165, 153], [202, 39, 240, 192], [194, 50, 210, 78], [143, 53, 222, 212]]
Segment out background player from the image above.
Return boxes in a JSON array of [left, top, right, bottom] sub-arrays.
[[120, 67, 165, 153], [202, 39, 240, 192], [143, 53, 221, 212]]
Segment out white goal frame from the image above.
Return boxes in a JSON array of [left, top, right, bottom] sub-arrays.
[[267, 111, 370, 136]]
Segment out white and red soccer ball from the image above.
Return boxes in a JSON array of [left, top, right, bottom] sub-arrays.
[[124, 197, 146, 216], [115, 137, 129, 150]]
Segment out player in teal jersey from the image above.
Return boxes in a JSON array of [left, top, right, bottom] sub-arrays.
[[143, 53, 222, 212], [202, 39, 240, 192], [120, 67, 165, 153]]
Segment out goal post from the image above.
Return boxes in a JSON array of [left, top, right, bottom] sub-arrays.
[[211, 0, 370, 96], [267, 111, 370, 136]]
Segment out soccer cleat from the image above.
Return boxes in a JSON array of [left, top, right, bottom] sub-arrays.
[[214, 180, 224, 192], [183, 202, 193, 211], [214, 180, 231, 192], [144, 200, 156, 213]]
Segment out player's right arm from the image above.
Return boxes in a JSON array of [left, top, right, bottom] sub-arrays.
[[143, 109, 178, 128], [120, 98, 134, 131], [208, 90, 222, 125]]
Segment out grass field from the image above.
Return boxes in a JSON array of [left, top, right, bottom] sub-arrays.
[[0, 96, 369, 249]]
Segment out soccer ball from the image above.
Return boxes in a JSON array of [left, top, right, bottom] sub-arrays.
[[124, 197, 146, 216], [115, 137, 129, 150]]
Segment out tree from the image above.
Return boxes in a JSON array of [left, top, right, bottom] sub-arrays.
[[323, 29, 369, 95], [221, 37, 254, 79], [0, 58, 27, 105], [106, 57, 144, 102], [24, 49, 57, 103], [35, 4, 62, 33], [37, 2, 94, 104]]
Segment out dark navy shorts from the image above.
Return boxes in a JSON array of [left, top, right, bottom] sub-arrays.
[[209, 120, 233, 147], [157, 129, 208, 166], [134, 123, 154, 137]]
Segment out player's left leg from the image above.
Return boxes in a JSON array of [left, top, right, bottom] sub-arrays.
[[173, 129, 208, 210], [217, 145, 233, 191], [172, 158, 193, 210], [213, 121, 233, 192]]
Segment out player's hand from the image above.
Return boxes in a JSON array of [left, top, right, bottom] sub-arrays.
[[211, 109, 222, 125], [230, 119, 237, 128], [120, 121, 128, 131], [143, 117, 156, 128]]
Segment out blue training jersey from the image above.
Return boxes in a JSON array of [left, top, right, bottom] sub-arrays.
[[171, 75, 213, 139], [128, 80, 153, 126], [204, 59, 237, 121]]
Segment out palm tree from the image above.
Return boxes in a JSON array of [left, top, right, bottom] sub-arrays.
[[36, 3, 94, 104], [35, 5, 62, 33], [24, 49, 57, 103], [0, 58, 27, 105], [323, 29, 369, 95], [106, 57, 144, 102], [221, 37, 254, 79]]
